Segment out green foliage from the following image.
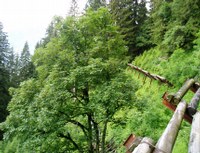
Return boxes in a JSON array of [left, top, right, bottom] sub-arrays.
[[162, 49, 200, 86], [0, 22, 11, 140], [151, 0, 200, 51], [1, 8, 138, 152], [37, 16, 64, 48], [162, 26, 188, 52], [150, 1, 172, 45], [128, 23, 200, 152], [110, 0, 151, 57], [1, 0, 199, 152], [86, 0, 106, 10], [19, 42, 36, 83], [125, 2, 200, 150]]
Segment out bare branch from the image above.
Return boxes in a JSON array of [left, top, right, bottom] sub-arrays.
[[128, 63, 173, 87]]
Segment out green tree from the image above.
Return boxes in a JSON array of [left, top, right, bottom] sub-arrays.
[[19, 42, 35, 83], [110, 0, 151, 58], [150, 0, 200, 53], [1, 8, 138, 152], [38, 16, 63, 47], [6, 48, 18, 87], [150, 0, 172, 46], [68, 0, 79, 17], [0, 22, 11, 140], [86, 0, 106, 10]]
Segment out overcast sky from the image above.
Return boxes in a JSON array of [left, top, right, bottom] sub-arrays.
[[0, 0, 87, 54]]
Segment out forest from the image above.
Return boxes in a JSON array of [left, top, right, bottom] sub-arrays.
[[0, 0, 200, 152]]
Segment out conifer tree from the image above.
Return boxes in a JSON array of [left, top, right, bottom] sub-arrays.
[[7, 51, 21, 87], [20, 42, 30, 66], [38, 16, 63, 47], [19, 42, 35, 82], [68, 0, 79, 17], [150, 0, 200, 52], [7, 48, 16, 86], [110, 0, 150, 58], [0, 22, 10, 140], [86, 0, 106, 10]]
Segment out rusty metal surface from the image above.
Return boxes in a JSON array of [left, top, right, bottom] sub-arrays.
[[162, 92, 192, 124]]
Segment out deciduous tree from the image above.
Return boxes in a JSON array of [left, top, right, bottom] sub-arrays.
[[1, 8, 138, 152]]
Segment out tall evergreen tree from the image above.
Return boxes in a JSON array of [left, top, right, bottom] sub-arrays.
[[150, 0, 200, 53], [149, 0, 172, 46], [19, 42, 35, 82], [7, 51, 21, 87], [110, 0, 151, 58], [20, 42, 30, 66], [6, 48, 16, 86], [68, 0, 79, 17], [0, 22, 10, 140], [37, 16, 63, 48], [86, 0, 106, 10]]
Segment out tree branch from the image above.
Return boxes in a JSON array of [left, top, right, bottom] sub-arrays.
[[58, 132, 83, 153], [68, 119, 88, 136]]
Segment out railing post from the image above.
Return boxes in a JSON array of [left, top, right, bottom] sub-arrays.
[[189, 112, 200, 153], [153, 101, 187, 153], [188, 88, 200, 116], [132, 137, 155, 153]]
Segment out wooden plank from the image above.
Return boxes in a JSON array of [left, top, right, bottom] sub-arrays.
[[153, 101, 187, 153], [173, 79, 195, 104], [132, 137, 155, 153], [188, 88, 200, 116], [189, 112, 200, 153]]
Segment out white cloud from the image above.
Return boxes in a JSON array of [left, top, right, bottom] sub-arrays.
[[0, 0, 87, 54]]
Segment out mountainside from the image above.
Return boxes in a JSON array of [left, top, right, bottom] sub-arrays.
[[0, 0, 200, 152]]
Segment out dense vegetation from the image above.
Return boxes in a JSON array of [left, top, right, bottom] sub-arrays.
[[0, 0, 199, 152]]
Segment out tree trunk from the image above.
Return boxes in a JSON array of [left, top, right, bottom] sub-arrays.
[[88, 113, 94, 153], [189, 112, 200, 153], [132, 137, 155, 153], [101, 120, 108, 153], [173, 79, 195, 104], [153, 101, 187, 153], [188, 88, 200, 116], [93, 119, 100, 153], [83, 84, 93, 152]]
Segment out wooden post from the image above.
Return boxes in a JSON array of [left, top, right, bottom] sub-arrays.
[[188, 88, 200, 116], [153, 101, 187, 153], [188, 112, 200, 153], [132, 137, 155, 153], [173, 79, 195, 104]]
